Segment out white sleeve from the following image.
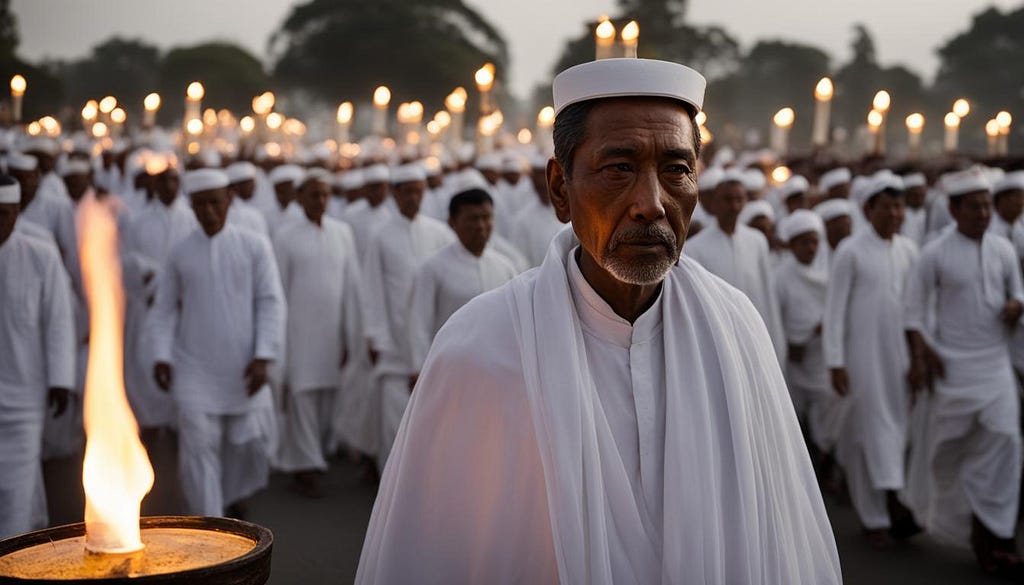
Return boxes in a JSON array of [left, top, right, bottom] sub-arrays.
[[406, 263, 439, 373], [252, 237, 286, 361], [149, 250, 181, 364], [823, 246, 855, 368], [361, 234, 393, 353], [41, 249, 76, 390]]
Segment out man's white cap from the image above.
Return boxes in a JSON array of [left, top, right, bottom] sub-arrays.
[[814, 198, 853, 222], [941, 166, 991, 198], [778, 175, 810, 201], [269, 164, 305, 187], [738, 199, 775, 226], [993, 170, 1024, 194], [184, 168, 229, 196], [363, 163, 390, 184], [226, 161, 256, 184], [339, 169, 365, 190], [421, 157, 442, 177], [6, 152, 37, 172], [302, 167, 332, 187], [195, 149, 222, 169], [780, 209, 824, 242], [502, 156, 525, 174], [818, 167, 851, 193], [698, 166, 724, 191], [58, 158, 91, 177], [24, 135, 59, 156], [902, 172, 927, 189], [391, 163, 426, 184], [855, 170, 904, 206], [0, 181, 20, 204], [742, 168, 766, 192], [718, 167, 746, 187], [475, 153, 501, 171], [552, 58, 706, 116]]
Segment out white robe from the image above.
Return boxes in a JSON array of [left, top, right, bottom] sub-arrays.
[[685, 222, 786, 364], [510, 198, 564, 268], [357, 230, 841, 584], [343, 200, 393, 259], [823, 227, 918, 529], [227, 198, 270, 238], [901, 206, 927, 247], [903, 229, 1024, 544], [0, 230, 75, 538], [407, 242, 517, 371]]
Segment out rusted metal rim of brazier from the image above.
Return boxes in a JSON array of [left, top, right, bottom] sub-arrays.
[[0, 516, 273, 585]]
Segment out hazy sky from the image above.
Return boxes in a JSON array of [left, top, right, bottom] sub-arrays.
[[12, 0, 1020, 99]]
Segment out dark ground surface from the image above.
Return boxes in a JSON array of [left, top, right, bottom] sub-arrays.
[[41, 431, 1009, 584]]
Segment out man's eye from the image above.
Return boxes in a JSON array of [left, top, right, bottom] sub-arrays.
[[604, 163, 632, 173], [665, 164, 691, 175]]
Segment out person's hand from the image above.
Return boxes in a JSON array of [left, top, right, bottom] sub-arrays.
[[367, 343, 379, 366], [244, 359, 269, 396], [1000, 299, 1023, 325], [830, 368, 849, 397], [408, 374, 419, 393], [788, 344, 805, 364], [154, 362, 172, 392], [48, 387, 69, 418]]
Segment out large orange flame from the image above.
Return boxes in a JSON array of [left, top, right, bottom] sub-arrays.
[[78, 195, 155, 554]]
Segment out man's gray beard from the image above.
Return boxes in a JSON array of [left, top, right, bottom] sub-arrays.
[[601, 253, 675, 286]]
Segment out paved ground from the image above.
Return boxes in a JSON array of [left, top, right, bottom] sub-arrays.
[[40, 432, 1011, 584]]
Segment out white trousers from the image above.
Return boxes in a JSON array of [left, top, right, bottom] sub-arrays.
[[0, 412, 47, 539], [277, 389, 333, 473], [844, 445, 892, 530], [378, 374, 411, 471]]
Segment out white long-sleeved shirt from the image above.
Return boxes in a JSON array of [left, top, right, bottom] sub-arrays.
[[121, 196, 197, 300], [227, 198, 270, 238], [150, 225, 285, 414], [510, 198, 564, 268], [775, 256, 829, 393], [343, 200, 394, 259]]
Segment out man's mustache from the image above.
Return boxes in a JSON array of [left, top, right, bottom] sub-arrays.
[[607, 224, 677, 253]]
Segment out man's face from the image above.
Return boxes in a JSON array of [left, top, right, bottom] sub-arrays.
[[825, 215, 852, 249], [231, 179, 256, 201], [995, 189, 1024, 224], [481, 169, 500, 185], [298, 180, 329, 224], [502, 171, 521, 185], [273, 182, 296, 209], [31, 152, 55, 174], [749, 215, 776, 247], [0, 202, 17, 245], [155, 170, 180, 206], [426, 175, 443, 190], [785, 192, 808, 214], [827, 183, 850, 201], [11, 169, 39, 209], [392, 180, 425, 219], [905, 185, 927, 209], [365, 182, 388, 207], [865, 191, 905, 239], [344, 187, 362, 203], [190, 188, 230, 236], [951, 190, 992, 240], [64, 173, 91, 202], [713, 181, 746, 224], [548, 98, 698, 286], [449, 201, 494, 255], [789, 231, 819, 265]]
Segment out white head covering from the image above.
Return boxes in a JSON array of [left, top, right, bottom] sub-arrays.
[[814, 198, 853, 222], [777, 175, 810, 201], [718, 167, 746, 187], [302, 167, 332, 187], [58, 158, 91, 177], [184, 168, 229, 196], [0, 181, 19, 204], [818, 168, 851, 193], [901, 172, 927, 189], [940, 166, 990, 198], [553, 58, 706, 115], [6, 152, 38, 172], [196, 149, 222, 169], [392, 163, 427, 184], [226, 161, 256, 184], [269, 164, 305, 187], [741, 168, 766, 192], [363, 163, 390, 185], [993, 170, 1024, 195], [779, 209, 824, 242], [854, 170, 904, 206], [422, 157, 442, 177], [502, 156, 525, 174], [738, 199, 775, 226], [24, 136, 59, 156], [339, 169, 365, 190], [475, 153, 501, 172], [698, 166, 724, 191]]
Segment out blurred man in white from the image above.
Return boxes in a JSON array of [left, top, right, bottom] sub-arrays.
[[357, 58, 839, 584], [903, 168, 1024, 577], [343, 164, 393, 258], [0, 175, 75, 538], [408, 188, 517, 377], [824, 170, 921, 548], [900, 173, 929, 247], [511, 154, 566, 267], [150, 168, 285, 517], [273, 169, 363, 497], [225, 161, 270, 238], [362, 163, 453, 469]]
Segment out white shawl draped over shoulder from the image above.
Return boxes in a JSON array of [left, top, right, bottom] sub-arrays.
[[356, 229, 840, 585]]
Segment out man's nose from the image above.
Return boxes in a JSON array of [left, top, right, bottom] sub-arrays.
[[628, 167, 666, 223]]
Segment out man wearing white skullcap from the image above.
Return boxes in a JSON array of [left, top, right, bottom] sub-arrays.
[[262, 164, 305, 235], [987, 170, 1024, 241], [778, 174, 811, 216], [361, 162, 454, 470], [818, 167, 852, 201], [273, 167, 363, 497], [0, 174, 75, 539], [691, 164, 723, 236], [900, 173, 929, 246], [225, 161, 269, 238], [343, 163, 394, 259], [823, 169, 921, 548], [738, 199, 783, 266], [812, 198, 854, 271], [10, 153, 77, 281], [150, 168, 284, 518], [357, 57, 839, 585], [510, 153, 567, 267], [686, 167, 788, 364], [902, 167, 1024, 576]]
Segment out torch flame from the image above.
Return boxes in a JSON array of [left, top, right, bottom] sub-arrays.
[[79, 195, 155, 554]]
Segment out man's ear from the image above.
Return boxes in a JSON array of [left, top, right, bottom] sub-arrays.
[[546, 157, 572, 224]]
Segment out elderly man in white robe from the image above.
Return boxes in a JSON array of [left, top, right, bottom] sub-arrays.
[[362, 163, 454, 469], [903, 168, 1024, 578], [824, 170, 921, 548], [408, 188, 517, 375], [685, 170, 787, 364], [357, 58, 840, 585], [0, 176, 75, 539], [510, 154, 567, 267], [150, 168, 285, 518], [273, 169, 363, 497]]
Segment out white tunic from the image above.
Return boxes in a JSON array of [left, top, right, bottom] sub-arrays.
[[343, 200, 393, 259], [684, 222, 786, 363], [357, 230, 841, 584], [20, 189, 76, 274], [407, 242, 517, 370], [510, 198, 565, 267], [150, 225, 286, 414], [901, 206, 927, 247], [227, 198, 270, 238], [361, 214, 454, 373], [273, 216, 362, 392], [824, 228, 918, 489]]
